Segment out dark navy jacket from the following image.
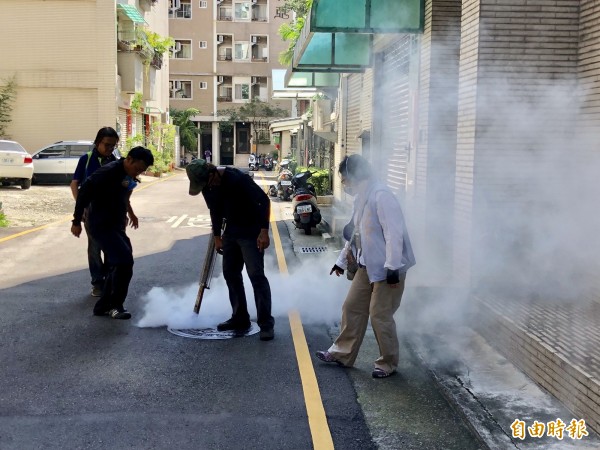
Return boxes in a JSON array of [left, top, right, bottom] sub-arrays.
[[72, 148, 117, 186], [202, 167, 270, 238], [73, 160, 131, 232]]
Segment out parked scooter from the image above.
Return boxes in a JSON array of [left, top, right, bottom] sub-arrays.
[[248, 153, 258, 171], [264, 156, 273, 171], [269, 168, 294, 201], [291, 170, 321, 235]]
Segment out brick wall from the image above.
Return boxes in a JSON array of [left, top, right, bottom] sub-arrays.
[[413, 0, 462, 284], [475, 296, 600, 433], [453, 0, 481, 285], [455, 0, 580, 289]]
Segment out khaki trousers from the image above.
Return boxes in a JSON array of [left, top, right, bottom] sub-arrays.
[[328, 267, 406, 373]]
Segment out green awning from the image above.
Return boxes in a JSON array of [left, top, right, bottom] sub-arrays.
[[285, 70, 340, 88], [117, 4, 146, 24], [310, 0, 424, 33], [291, 0, 424, 73]]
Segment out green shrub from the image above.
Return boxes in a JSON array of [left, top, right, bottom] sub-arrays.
[[295, 166, 331, 196], [0, 212, 8, 227]]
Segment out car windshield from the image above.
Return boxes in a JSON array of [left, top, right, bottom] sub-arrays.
[[0, 141, 26, 153]]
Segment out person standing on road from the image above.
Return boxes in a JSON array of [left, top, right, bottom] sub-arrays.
[[315, 154, 416, 378], [185, 159, 275, 341], [71, 146, 154, 320], [70, 127, 139, 297]]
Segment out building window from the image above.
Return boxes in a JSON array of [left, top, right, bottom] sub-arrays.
[[199, 41, 208, 49], [170, 80, 192, 99], [169, 0, 192, 18], [234, 2, 251, 20], [218, 86, 233, 102], [199, 0, 207, 7], [172, 39, 192, 59], [218, 6, 232, 20], [199, 81, 208, 89], [234, 83, 250, 101], [234, 42, 250, 61]]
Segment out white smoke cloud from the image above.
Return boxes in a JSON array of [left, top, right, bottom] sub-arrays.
[[136, 255, 347, 329]]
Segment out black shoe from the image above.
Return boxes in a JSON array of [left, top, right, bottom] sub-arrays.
[[109, 308, 131, 320], [259, 328, 274, 341], [217, 318, 251, 332]]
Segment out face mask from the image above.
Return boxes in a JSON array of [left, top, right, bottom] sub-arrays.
[[343, 185, 356, 196]]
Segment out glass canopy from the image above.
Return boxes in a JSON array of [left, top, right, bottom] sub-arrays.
[[292, 0, 424, 72]]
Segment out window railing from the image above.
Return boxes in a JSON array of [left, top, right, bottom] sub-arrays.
[[217, 54, 233, 61], [217, 96, 232, 102], [218, 14, 232, 20], [251, 56, 268, 62]]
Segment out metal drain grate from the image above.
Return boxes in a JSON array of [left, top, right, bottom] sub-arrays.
[[296, 246, 328, 254]]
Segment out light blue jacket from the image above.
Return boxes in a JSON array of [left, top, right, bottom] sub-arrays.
[[335, 179, 416, 283]]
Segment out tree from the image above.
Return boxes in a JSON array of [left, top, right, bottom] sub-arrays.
[[277, 0, 313, 66], [171, 108, 200, 153], [218, 99, 288, 144], [0, 75, 17, 139]]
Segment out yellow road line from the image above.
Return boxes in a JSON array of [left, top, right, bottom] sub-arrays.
[[0, 174, 173, 244], [257, 170, 334, 450], [289, 310, 335, 450], [0, 216, 72, 243]]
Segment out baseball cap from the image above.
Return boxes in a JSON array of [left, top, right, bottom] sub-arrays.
[[186, 159, 210, 195]]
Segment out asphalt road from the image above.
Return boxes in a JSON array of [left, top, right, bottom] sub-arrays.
[[0, 170, 482, 449]]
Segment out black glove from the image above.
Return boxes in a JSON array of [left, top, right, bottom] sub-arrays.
[[386, 269, 400, 284], [330, 264, 345, 275]]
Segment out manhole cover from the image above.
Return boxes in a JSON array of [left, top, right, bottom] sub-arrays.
[[168, 322, 260, 340], [296, 246, 328, 254]]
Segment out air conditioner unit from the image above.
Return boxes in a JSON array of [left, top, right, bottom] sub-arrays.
[[174, 42, 182, 52], [217, 35, 224, 43], [251, 36, 258, 44], [170, 0, 181, 9], [251, 76, 259, 85], [217, 76, 224, 84]]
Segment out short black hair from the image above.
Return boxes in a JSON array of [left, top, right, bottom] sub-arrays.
[[93, 127, 119, 145], [128, 146, 154, 167], [338, 154, 372, 182]]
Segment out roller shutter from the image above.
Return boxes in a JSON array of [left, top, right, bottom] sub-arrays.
[[345, 74, 362, 156], [374, 36, 411, 196]]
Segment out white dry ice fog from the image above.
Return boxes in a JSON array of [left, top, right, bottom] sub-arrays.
[[136, 254, 347, 329]]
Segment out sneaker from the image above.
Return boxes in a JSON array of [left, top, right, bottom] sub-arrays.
[[217, 318, 251, 332], [259, 328, 274, 341], [372, 368, 395, 379], [315, 351, 343, 366], [93, 307, 110, 317], [109, 308, 131, 320], [91, 286, 103, 297]]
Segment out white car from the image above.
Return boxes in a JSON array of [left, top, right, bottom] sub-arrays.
[[0, 140, 34, 190], [31, 140, 95, 184]]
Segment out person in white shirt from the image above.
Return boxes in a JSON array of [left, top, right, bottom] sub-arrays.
[[315, 154, 416, 378]]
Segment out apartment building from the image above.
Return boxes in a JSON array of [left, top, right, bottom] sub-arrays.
[[168, 0, 293, 165], [0, 0, 170, 153]]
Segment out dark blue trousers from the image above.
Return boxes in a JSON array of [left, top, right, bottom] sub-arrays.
[[222, 235, 274, 330], [91, 227, 134, 311]]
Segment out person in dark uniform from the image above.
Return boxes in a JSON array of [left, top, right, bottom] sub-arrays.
[[71, 127, 141, 297], [71, 146, 154, 320], [186, 159, 274, 341]]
